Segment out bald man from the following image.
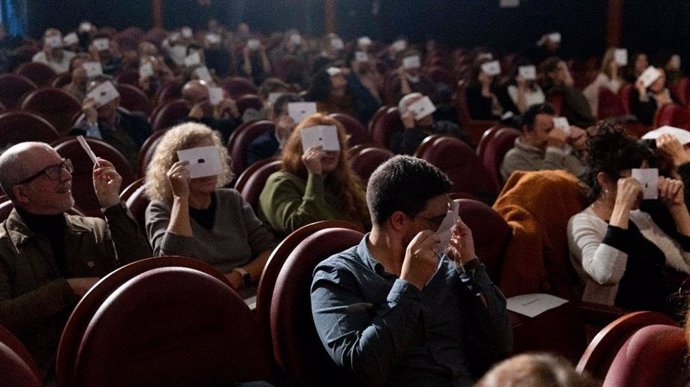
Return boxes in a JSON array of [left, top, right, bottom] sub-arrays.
[[181, 79, 241, 143], [0, 142, 151, 382]]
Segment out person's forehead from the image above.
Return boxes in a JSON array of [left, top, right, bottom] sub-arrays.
[[22, 145, 61, 169], [419, 194, 449, 215]]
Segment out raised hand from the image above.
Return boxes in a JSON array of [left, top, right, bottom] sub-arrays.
[[302, 145, 324, 175], [93, 158, 122, 208], [401, 230, 441, 290], [167, 160, 191, 198]]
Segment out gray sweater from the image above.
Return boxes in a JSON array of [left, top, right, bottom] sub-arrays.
[[145, 188, 276, 273]]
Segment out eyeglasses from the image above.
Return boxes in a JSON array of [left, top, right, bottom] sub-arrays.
[[18, 159, 73, 184], [409, 213, 446, 229]]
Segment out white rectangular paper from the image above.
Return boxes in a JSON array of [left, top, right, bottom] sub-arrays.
[[46, 35, 62, 48], [481, 60, 501, 76], [402, 55, 421, 70], [83, 61, 103, 78], [506, 293, 569, 318], [209, 87, 224, 106], [330, 38, 344, 50], [194, 66, 212, 83], [87, 81, 120, 108], [169, 32, 181, 42], [434, 201, 459, 255], [392, 40, 407, 52], [408, 96, 436, 120], [354, 51, 369, 62], [79, 22, 92, 33], [290, 34, 302, 45], [206, 33, 221, 45], [519, 65, 536, 81], [139, 62, 154, 78], [181, 27, 193, 38], [268, 92, 284, 105], [301, 125, 340, 152], [326, 67, 341, 76], [639, 66, 661, 88], [288, 102, 317, 123], [642, 125, 690, 145], [77, 135, 100, 167], [177, 146, 222, 179], [93, 38, 109, 51], [632, 168, 659, 200], [548, 32, 562, 43], [184, 52, 201, 67], [63, 32, 79, 46], [247, 39, 261, 50], [614, 49, 628, 66], [357, 36, 372, 47], [553, 116, 571, 136]]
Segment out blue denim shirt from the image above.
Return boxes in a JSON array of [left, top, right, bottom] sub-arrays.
[[311, 234, 512, 387]]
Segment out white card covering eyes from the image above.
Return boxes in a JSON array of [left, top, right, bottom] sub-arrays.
[[614, 49, 628, 66], [209, 87, 223, 106], [83, 61, 103, 77], [402, 55, 421, 70], [408, 96, 436, 120], [139, 62, 154, 78], [184, 52, 201, 67], [63, 32, 79, 46], [93, 38, 109, 51], [288, 102, 317, 123], [481, 60, 501, 76], [632, 168, 658, 200], [300, 125, 340, 152], [638, 66, 661, 88], [177, 146, 223, 179], [87, 81, 119, 108], [518, 65, 536, 80]]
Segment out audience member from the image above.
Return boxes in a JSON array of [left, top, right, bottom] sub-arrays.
[[180, 79, 241, 143], [523, 31, 563, 65], [388, 49, 436, 105], [306, 66, 381, 124], [390, 92, 471, 155], [144, 123, 276, 292], [476, 352, 599, 387], [32, 28, 76, 73], [583, 48, 625, 117], [0, 142, 151, 382], [61, 53, 92, 101], [242, 77, 291, 123], [540, 57, 596, 127], [500, 103, 587, 181], [246, 93, 303, 166], [502, 61, 546, 114], [465, 60, 504, 120], [259, 113, 369, 235], [311, 155, 512, 386], [630, 67, 676, 126], [71, 75, 152, 167], [623, 52, 649, 83], [568, 123, 690, 313], [88, 32, 122, 75]]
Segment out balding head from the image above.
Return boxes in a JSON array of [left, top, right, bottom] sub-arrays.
[[182, 80, 210, 106], [0, 142, 56, 201]]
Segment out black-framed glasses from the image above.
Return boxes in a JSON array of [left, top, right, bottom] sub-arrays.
[[18, 159, 73, 184]]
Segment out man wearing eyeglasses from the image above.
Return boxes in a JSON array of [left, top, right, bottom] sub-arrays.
[[0, 142, 151, 383], [311, 156, 512, 387]]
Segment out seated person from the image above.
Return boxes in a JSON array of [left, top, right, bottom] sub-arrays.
[[62, 53, 93, 102], [237, 39, 272, 87], [387, 50, 436, 105], [500, 103, 586, 181], [476, 353, 598, 387], [246, 93, 303, 167], [630, 67, 676, 126], [311, 155, 512, 386], [144, 122, 276, 292], [180, 79, 242, 144], [465, 60, 504, 120], [583, 48, 625, 118], [0, 142, 151, 383], [71, 75, 152, 168], [499, 61, 545, 115], [259, 113, 369, 235], [87, 32, 122, 75], [242, 77, 291, 123], [306, 65, 381, 125], [540, 57, 596, 127], [568, 123, 690, 314], [623, 52, 649, 83], [32, 28, 76, 73], [390, 92, 471, 155]]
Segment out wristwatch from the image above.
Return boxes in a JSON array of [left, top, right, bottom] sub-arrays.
[[232, 267, 252, 288]]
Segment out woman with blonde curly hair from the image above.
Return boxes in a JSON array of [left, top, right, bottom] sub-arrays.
[[145, 122, 276, 291], [259, 113, 369, 235]]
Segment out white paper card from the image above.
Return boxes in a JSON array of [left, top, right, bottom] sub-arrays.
[[63, 32, 79, 46], [392, 40, 407, 52], [288, 102, 317, 123], [330, 38, 344, 50], [553, 117, 571, 136], [301, 125, 340, 152], [632, 168, 659, 200], [177, 146, 222, 179], [403, 55, 421, 70], [87, 81, 119, 108], [83, 61, 103, 77], [93, 38, 109, 51], [247, 39, 261, 50], [481, 60, 501, 76], [357, 36, 372, 47], [434, 201, 459, 255], [77, 136, 100, 167], [184, 52, 201, 67], [642, 125, 690, 145], [547, 32, 562, 43], [290, 34, 302, 45], [639, 66, 662, 88], [268, 92, 285, 105], [206, 33, 221, 44], [355, 51, 369, 62], [46, 35, 62, 48], [519, 65, 536, 80], [169, 32, 181, 42], [79, 22, 93, 33], [507, 293, 569, 318], [477, 53, 493, 61], [194, 66, 212, 83], [499, 0, 520, 7], [408, 96, 436, 120], [326, 67, 341, 76], [209, 87, 224, 106], [181, 27, 193, 38], [670, 54, 681, 70], [139, 62, 154, 78], [614, 49, 628, 66]]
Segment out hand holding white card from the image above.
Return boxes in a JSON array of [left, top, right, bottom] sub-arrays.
[[139, 62, 154, 78], [614, 49, 628, 66], [518, 65, 537, 80], [87, 81, 120, 108], [83, 61, 103, 77], [632, 168, 659, 200], [209, 87, 224, 106], [247, 39, 261, 50], [93, 38, 109, 51], [638, 66, 661, 88], [408, 96, 436, 120], [176, 146, 222, 179], [481, 60, 501, 76], [301, 125, 340, 152], [553, 117, 571, 136], [642, 125, 690, 145], [402, 55, 421, 70], [77, 136, 100, 167], [184, 52, 201, 67], [288, 102, 317, 123]]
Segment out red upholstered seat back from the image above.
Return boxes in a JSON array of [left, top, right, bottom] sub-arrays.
[[226, 120, 275, 176], [329, 112, 371, 146], [0, 324, 42, 386], [0, 74, 37, 109], [598, 87, 627, 119], [349, 146, 393, 186], [20, 88, 81, 135], [222, 77, 258, 99], [237, 159, 282, 212], [369, 106, 403, 148], [235, 94, 264, 116], [0, 111, 59, 148], [479, 127, 521, 192], [116, 84, 153, 116], [653, 103, 690, 129], [14, 61, 56, 87], [150, 99, 189, 131]]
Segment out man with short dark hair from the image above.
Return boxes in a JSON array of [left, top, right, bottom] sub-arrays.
[[0, 142, 151, 382], [311, 155, 512, 387], [245, 92, 303, 166], [500, 103, 586, 181]]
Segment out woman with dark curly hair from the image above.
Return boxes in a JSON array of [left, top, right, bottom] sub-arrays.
[[567, 123, 690, 313], [259, 113, 369, 235]]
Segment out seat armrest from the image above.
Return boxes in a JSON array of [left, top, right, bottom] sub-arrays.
[[577, 301, 627, 326]]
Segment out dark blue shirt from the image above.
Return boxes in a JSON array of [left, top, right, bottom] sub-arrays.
[[311, 235, 512, 387]]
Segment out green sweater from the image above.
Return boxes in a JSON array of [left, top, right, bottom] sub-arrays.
[[259, 171, 356, 235]]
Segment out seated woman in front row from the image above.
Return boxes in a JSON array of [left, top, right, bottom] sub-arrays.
[[145, 122, 276, 292], [259, 113, 370, 235], [568, 123, 690, 315]]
